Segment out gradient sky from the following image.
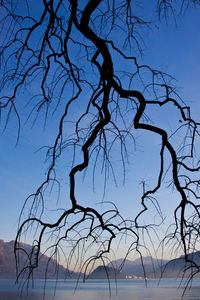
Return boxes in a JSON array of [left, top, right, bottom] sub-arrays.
[[0, 2, 200, 263]]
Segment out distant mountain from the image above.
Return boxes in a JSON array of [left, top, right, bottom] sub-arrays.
[[88, 265, 127, 279], [109, 256, 168, 278], [161, 251, 200, 278], [0, 240, 81, 279], [1, 239, 200, 280], [109, 253, 200, 278]]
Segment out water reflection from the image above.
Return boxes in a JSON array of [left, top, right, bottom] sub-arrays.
[[0, 279, 200, 300]]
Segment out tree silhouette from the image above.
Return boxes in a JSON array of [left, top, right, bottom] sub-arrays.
[[0, 0, 200, 286]]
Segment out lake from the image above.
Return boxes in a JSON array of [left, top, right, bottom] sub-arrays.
[[0, 278, 200, 300]]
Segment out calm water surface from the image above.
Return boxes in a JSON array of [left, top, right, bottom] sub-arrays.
[[0, 279, 200, 300]]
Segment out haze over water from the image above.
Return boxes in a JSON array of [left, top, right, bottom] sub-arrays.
[[0, 279, 200, 300]]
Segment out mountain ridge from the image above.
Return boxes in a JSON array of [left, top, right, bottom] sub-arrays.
[[0, 239, 80, 279], [107, 252, 200, 279], [0, 239, 200, 279], [109, 256, 169, 277]]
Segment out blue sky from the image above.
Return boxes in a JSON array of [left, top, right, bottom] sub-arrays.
[[0, 2, 200, 263]]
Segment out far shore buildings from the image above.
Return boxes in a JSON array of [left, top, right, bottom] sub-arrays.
[[125, 275, 144, 279]]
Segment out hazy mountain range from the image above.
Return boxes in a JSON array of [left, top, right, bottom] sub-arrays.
[[0, 240, 80, 279], [108, 253, 200, 278], [108, 256, 168, 277], [0, 240, 200, 279]]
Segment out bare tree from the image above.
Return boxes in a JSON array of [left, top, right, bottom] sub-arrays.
[[0, 0, 200, 288]]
